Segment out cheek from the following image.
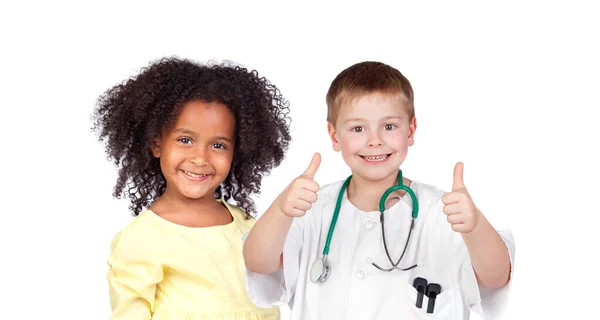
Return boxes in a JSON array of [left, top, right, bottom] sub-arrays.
[[163, 145, 187, 158], [385, 131, 410, 149], [213, 153, 234, 172], [339, 134, 364, 153], [159, 147, 183, 168]]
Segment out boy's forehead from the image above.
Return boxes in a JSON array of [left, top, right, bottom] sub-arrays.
[[338, 92, 409, 120]]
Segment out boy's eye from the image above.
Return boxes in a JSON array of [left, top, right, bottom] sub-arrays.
[[351, 126, 364, 133], [178, 137, 192, 144], [384, 124, 396, 131], [212, 143, 227, 149]]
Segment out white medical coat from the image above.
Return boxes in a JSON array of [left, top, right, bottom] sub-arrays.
[[245, 179, 515, 319]]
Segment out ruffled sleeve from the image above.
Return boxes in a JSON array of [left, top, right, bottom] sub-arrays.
[[107, 226, 164, 319]]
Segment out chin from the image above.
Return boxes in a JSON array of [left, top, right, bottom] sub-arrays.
[[363, 173, 394, 182], [354, 167, 400, 182], [180, 189, 213, 200]]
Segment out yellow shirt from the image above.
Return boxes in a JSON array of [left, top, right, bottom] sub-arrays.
[[107, 200, 280, 320]]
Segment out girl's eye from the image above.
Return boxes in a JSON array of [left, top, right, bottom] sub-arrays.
[[178, 137, 192, 144], [384, 124, 396, 131], [351, 126, 364, 133], [212, 143, 226, 149]]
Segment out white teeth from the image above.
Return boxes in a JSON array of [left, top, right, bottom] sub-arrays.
[[184, 170, 206, 178], [362, 155, 389, 162]]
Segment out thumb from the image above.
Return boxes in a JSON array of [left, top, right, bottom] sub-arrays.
[[301, 152, 321, 179], [452, 162, 465, 191]]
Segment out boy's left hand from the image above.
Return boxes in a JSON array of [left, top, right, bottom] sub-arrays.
[[442, 162, 480, 233]]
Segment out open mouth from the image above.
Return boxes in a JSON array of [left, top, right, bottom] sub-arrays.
[[360, 154, 391, 162]]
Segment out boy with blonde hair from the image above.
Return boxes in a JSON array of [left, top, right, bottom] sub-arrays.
[[243, 61, 514, 319]]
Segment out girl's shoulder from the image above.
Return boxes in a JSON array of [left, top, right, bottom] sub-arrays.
[[108, 210, 160, 256], [219, 200, 256, 234]]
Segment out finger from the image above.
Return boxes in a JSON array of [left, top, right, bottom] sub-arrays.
[[447, 213, 466, 224], [442, 191, 463, 205], [451, 223, 471, 233], [291, 198, 313, 211], [442, 203, 463, 215], [289, 177, 319, 196], [296, 178, 320, 193], [452, 162, 465, 191], [301, 152, 321, 179], [298, 189, 318, 203], [287, 208, 307, 217]]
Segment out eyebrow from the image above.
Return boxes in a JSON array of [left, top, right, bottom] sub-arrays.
[[214, 136, 234, 143], [343, 118, 364, 123], [343, 115, 404, 123], [174, 128, 196, 135], [173, 128, 234, 143], [381, 115, 404, 121]]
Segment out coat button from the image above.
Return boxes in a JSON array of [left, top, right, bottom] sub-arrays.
[[356, 268, 368, 279]]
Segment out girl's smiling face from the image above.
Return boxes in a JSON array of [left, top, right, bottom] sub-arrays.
[[152, 100, 236, 203]]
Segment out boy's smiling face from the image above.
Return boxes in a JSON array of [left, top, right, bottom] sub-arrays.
[[328, 92, 416, 183]]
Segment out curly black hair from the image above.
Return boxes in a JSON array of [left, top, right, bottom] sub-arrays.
[[92, 57, 292, 217]]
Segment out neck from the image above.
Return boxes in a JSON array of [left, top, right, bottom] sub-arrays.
[[151, 187, 223, 216], [346, 171, 410, 212]]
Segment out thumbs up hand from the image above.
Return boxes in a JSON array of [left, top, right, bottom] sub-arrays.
[[442, 162, 480, 233], [277, 153, 321, 218]]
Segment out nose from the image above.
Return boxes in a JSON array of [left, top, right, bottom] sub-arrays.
[[190, 146, 208, 165], [367, 132, 383, 147]]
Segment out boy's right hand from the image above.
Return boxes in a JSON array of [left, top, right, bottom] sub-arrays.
[[277, 152, 321, 217]]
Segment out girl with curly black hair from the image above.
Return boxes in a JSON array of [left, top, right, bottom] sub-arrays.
[[93, 57, 290, 319]]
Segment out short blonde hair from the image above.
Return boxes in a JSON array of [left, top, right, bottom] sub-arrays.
[[326, 61, 414, 124]]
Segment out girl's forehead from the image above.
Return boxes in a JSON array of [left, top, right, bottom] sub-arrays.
[[171, 100, 235, 133]]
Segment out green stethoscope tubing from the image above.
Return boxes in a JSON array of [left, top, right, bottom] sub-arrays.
[[310, 169, 419, 282], [322, 169, 418, 256]]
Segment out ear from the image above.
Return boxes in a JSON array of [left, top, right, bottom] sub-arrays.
[[327, 122, 341, 152], [407, 117, 417, 146], [151, 137, 161, 158]]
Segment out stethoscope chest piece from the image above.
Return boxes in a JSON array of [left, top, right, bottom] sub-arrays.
[[310, 256, 331, 283]]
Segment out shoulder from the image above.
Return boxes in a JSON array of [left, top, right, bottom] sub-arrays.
[[109, 211, 161, 256], [399, 180, 450, 225], [317, 178, 346, 199], [221, 200, 256, 234], [314, 179, 347, 209], [307, 178, 351, 218], [410, 180, 447, 207]]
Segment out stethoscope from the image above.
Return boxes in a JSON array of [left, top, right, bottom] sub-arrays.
[[310, 170, 419, 283]]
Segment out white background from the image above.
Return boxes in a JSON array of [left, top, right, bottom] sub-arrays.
[[1, 1, 598, 319]]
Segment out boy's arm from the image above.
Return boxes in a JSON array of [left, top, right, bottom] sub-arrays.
[[461, 210, 511, 289], [442, 162, 511, 289], [243, 153, 321, 274], [243, 199, 295, 274]]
